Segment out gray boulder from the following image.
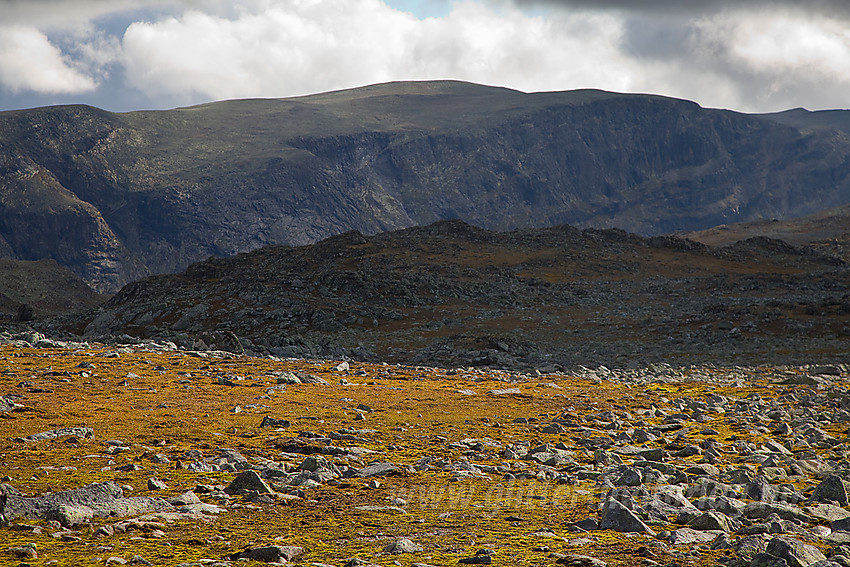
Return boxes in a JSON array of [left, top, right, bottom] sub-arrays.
[[383, 538, 423, 553], [751, 553, 790, 567], [225, 470, 274, 495], [230, 545, 303, 563], [689, 511, 736, 532], [765, 536, 827, 567], [810, 476, 850, 506], [599, 498, 655, 535], [2, 482, 171, 527], [354, 463, 399, 478]]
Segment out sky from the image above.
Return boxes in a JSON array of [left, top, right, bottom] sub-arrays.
[[1, 0, 849, 114]]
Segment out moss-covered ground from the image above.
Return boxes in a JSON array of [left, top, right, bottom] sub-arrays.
[[0, 346, 843, 566]]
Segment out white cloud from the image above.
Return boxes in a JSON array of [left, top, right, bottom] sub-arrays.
[[120, 0, 634, 103], [2, 0, 850, 112], [0, 25, 97, 94]]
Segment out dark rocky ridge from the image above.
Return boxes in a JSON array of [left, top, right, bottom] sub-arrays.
[[2, 81, 850, 292], [0, 258, 103, 320], [49, 220, 850, 370]]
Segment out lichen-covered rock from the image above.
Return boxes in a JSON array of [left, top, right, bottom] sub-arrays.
[[810, 476, 850, 506], [2, 482, 171, 527], [765, 536, 827, 567], [383, 538, 423, 553], [230, 545, 303, 563], [224, 470, 273, 495], [600, 498, 655, 535]]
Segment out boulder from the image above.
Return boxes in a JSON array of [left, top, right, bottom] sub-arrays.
[[600, 498, 655, 535], [765, 537, 827, 567]]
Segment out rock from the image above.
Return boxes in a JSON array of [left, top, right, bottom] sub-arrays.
[[147, 478, 168, 491], [354, 463, 399, 478], [812, 365, 842, 376], [526, 444, 577, 466], [166, 491, 201, 507], [766, 536, 827, 567], [615, 467, 643, 487], [0, 396, 24, 412], [807, 504, 850, 523], [259, 416, 291, 428], [751, 553, 790, 567], [7, 543, 37, 559], [459, 554, 492, 564], [486, 388, 521, 395], [23, 427, 94, 442], [298, 455, 341, 481], [743, 502, 816, 524], [810, 476, 850, 506], [224, 470, 274, 495], [230, 545, 303, 563], [693, 495, 746, 517], [669, 527, 722, 545], [600, 498, 655, 535], [334, 361, 350, 372], [383, 538, 423, 553], [353, 505, 406, 514], [2, 481, 171, 527], [637, 448, 665, 461], [689, 511, 735, 532], [555, 554, 607, 567], [833, 517, 850, 532]]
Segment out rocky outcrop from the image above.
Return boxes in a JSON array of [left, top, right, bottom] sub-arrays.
[[2, 81, 850, 291], [46, 219, 850, 370]]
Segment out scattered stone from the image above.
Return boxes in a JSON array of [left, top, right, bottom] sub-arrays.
[[765, 536, 827, 567], [259, 416, 291, 428], [147, 478, 168, 491], [810, 476, 850, 506], [383, 538, 423, 553], [689, 511, 735, 532], [21, 427, 94, 442], [7, 543, 37, 559], [486, 388, 521, 395], [669, 527, 722, 545], [230, 545, 303, 563], [354, 462, 399, 478], [2, 482, 171, 527], [224, 470, 273, 495], [459, 554, 493, 564], [600, 498, 655, 535]]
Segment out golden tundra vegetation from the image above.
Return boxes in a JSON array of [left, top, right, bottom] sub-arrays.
[[0, 344, 846, 567]]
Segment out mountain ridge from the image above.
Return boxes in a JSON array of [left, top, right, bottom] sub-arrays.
[[45, 219, 847, 370], [2, 80, 850, 291]]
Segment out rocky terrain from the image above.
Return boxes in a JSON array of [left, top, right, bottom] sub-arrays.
[[26, 219, 847, 371], [3, 81, 850, 291], [0, 258, 104, 321], [684, 204, 850, 263], [0, 341, 849, 567]]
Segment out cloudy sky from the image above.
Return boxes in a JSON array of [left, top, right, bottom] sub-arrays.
[[1, 0, 849, 113]]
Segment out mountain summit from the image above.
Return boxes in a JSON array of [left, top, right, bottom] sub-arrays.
[[2, 81, 849, 291]]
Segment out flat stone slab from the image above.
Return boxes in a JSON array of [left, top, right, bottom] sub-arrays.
[[669, 528, 724, 545], [2, 481, 172, 527]]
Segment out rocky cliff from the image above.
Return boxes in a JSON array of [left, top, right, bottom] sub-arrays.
[[2, 81, 850, 291]]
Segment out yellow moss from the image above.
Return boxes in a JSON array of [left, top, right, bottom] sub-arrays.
[[0, 347, 846, 567]]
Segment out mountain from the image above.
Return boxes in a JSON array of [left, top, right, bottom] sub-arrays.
[[2, 81, 850, 292], [59, 220, 849, 369], [684, 203, 850, 262], [0, 258, 103, 321]]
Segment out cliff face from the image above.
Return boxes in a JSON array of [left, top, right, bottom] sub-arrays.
[[2, 81, 850, 291]]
